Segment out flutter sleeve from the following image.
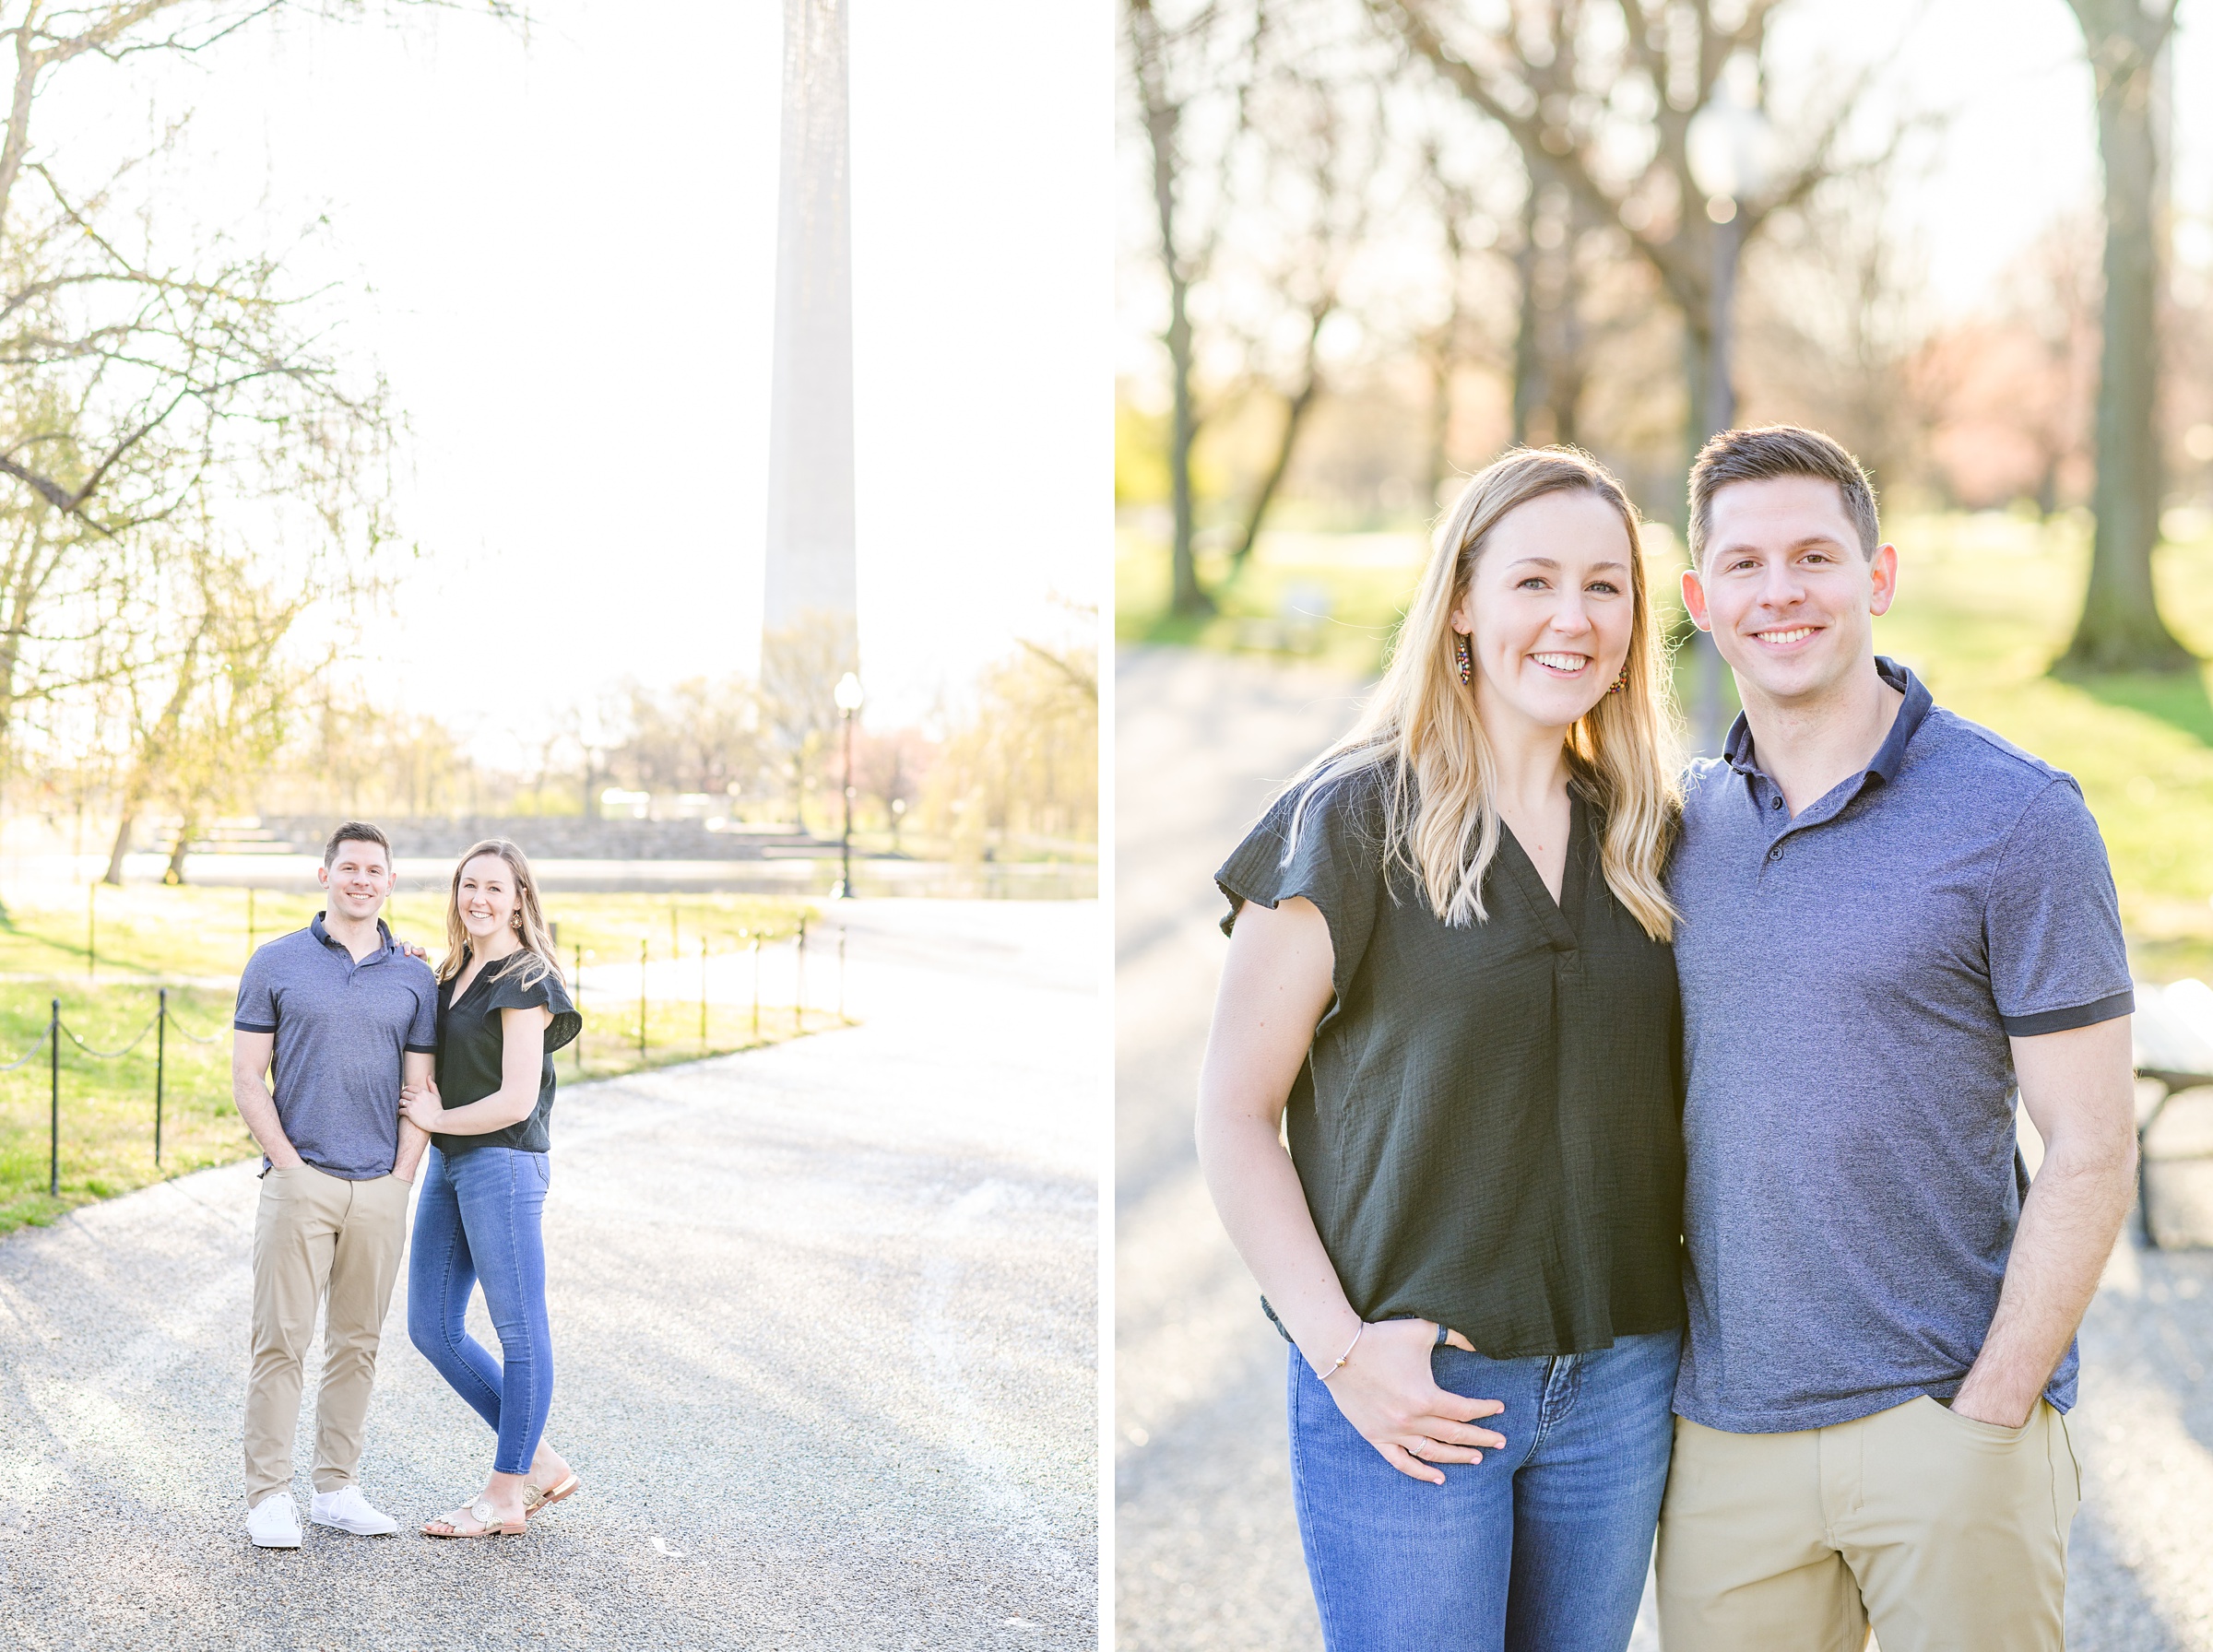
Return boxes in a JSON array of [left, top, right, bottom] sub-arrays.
[[483, 955, 584, 1055], [1213, 768, 1385, 1016]]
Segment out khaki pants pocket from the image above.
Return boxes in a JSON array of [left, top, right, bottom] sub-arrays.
[[1847, 1397, 2068, 1652]]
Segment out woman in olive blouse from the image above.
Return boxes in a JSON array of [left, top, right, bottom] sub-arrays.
[[400, 839, 583, 1539], [1200, 447, 1685, 1650]]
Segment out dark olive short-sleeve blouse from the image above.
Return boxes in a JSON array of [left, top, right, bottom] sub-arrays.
[[1216, 764, 1684, 1358], [432, 951, 583, 1159]]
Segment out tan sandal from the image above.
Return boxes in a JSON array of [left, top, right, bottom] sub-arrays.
[[521, 1472, 579, 1517], [421, 1497, 527, 1539]]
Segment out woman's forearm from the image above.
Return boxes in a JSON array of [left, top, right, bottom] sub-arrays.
[[426, 1088, 538, 1136], [1198, 1105, 1361, 1373], [1198, 895, 1352, 1374]]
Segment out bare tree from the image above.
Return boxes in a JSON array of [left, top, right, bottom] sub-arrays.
[[1375, 0, 1885, 491], [853, 725, 933, 843], [1737, 159, 1940, 496], [758, 610, 851, 832], [0, 0, 514, 892], [921, 641, 1099, 850], [1125, 0, 1261, 617], [1223, 54, 1378, 574], [149, 566, 310, 882], [2059, 0, 2192, 673], [610, 676, 763, 801], [1412, 145, 1487, 504]]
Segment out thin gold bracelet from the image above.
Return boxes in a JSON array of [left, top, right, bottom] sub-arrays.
[[1317, 1321, 1366, 1382]]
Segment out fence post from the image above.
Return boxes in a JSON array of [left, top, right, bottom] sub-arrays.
[[796, 916, 807, 1034], [48, 997, 59, 1198], [246, 887, 256, 962], [751, 936, 761, 1040], [155, 988, 167, 1169], [637, 938, 648, 1059], [699, 938, 708, 1051], [837, 931, 846, 1021], [574, 944, 585, 1074]]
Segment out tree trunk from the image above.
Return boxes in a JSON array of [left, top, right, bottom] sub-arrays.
[[163, 815, 195, 885], [1130, 0, 1214, 620], [102, 811, 135, 885], [1165, 259, 1210, 615], [1510, 209, 1544, 446], [106, 623, 207, 886], [1425, 345, 1454, 512], [2062, 0, 2191, 674], [1229, 311, 1326, 573], [1154, 120, 1213, 618], [1681, 294, 1731, 758]]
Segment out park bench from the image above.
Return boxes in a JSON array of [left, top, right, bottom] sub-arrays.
[[2131, 978, 2213, 1248]]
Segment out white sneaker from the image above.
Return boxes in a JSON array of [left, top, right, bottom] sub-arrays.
[[311, 1484, 399, 1536], [246, 1493, 302, 1549]]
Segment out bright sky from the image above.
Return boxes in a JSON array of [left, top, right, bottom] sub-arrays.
[[60, 0, 1106, 760]]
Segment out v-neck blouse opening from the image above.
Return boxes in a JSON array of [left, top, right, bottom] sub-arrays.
[[1216, 765, 1684, 1360], [1494, 794, 1590, 943]]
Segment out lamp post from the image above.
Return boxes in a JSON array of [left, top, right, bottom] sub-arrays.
[[1685, 53, 1774, 756], [833, 671, 864, 899]]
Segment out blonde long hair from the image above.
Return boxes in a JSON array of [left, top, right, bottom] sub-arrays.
[[1285, 446, 1681, 940], [437, 838, 565, 991]]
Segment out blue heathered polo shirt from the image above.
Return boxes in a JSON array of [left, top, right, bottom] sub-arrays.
[[1669, 657, 2132, 1434], [233, 914, 439, 1180]]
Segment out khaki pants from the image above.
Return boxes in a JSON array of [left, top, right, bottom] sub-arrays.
[[243, 1162, 410, 1504], [1657, 1396, 2083, 1652]]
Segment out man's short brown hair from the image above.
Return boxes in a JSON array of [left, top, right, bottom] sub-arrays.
[[324, 820, 392, 868], [1688, 425, 1880, 566]]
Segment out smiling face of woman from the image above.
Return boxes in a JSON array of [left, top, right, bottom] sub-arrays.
[[455, 853, 522, 948], [1452, 488, 1636, 738]]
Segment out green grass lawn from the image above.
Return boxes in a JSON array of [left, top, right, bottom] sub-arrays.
[[1120, 510, 2213, 983], [0, 886, 819, 1235]]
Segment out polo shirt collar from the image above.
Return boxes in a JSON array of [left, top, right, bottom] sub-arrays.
[[1864, 655, 1932, 783], [1722, 655, 1932, 788], [311, 911, 396, 960]]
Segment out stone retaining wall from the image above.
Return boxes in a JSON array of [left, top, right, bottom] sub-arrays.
[[214, 816, 829, 862]]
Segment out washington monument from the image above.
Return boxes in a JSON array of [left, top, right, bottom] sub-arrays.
[[763, 0, 858, 668]]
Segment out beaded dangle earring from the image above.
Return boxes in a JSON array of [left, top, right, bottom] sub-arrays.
[[1453, 631, 1473, 686], [1608, 661, 1630, 694]]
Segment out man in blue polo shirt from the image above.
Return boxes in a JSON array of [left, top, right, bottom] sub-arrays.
[[231, 821, 438, 1549], [1655, 426, 2139, 1651]]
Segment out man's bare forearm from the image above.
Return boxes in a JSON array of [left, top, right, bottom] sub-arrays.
[[393, 1051, 434, 1180], [1957, 1133, 2135, 1423], [394, 1118, 430, 1182], [231, 1074, 302, 1169]]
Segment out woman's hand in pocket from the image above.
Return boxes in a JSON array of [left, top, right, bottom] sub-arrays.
[[1321, 1318, 1505, 1485]]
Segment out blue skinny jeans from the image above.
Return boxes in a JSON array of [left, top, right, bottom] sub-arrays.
[[407, 1144, 553, 1476], [1289, 1327, 1680, 1652]]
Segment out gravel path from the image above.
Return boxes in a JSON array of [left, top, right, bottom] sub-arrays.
[[0, 899, 1099, 1652], [1115, 644, 2213, 1652]]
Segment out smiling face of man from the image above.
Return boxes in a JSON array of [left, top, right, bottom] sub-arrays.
[[319, 839, 395, 923], [1682, 473, 1899, 715]]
